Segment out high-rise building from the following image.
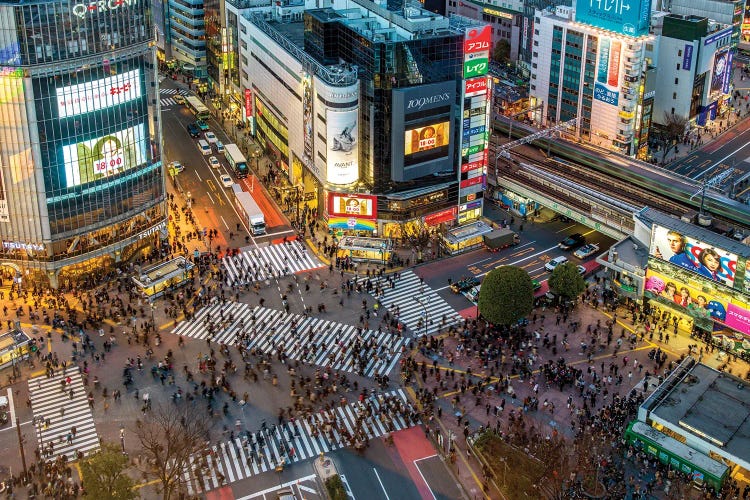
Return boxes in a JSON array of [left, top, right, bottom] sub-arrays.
[[529, 3, 655, 156], [229, 0, 492, 235], [167, 0, 207, 77], [0, 0, 167, 288]]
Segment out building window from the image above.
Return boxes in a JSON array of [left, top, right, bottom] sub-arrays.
[[673, 92, 677, 99], [674, 78, 679, 84], [678, 49, 682, 56], [677, 64, 680, 70]]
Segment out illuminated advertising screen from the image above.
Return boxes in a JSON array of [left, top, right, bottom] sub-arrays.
[[62, 123, 148, 187], [326, 109, 359, 185], [644, 259, 750, 336], [328, 193, 377, 219], [302, 78, 314, 160], [594, 38, 621, 106], [711, 50, 730, 94], [574, 0, 651, 36], [56, 69, 141, 118], [405, 122, 450, 155], [649, 224, 741, 290]]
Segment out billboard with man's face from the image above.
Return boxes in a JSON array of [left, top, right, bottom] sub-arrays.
[[650, 224, 740, 290]]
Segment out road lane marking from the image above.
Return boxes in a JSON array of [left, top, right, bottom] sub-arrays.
[[206, 191, 215, 204], [556, 224, 578, 233], [692, 141, 750, 179], [195, 171, 202, 182], [220, 216, 229, 230], [236, 474, 317, 500], [373, 468, 391, 500], [413, 457, 438, 500]]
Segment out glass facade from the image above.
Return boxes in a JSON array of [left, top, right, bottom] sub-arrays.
[[0, 0, 166, 287], [304, 10, 464, 198]]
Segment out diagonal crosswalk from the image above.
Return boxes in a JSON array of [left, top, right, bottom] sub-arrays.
[[182, 389, 416, 495], [28, 368, 100, 462], [368, 270, 463, 336], [172, 303, 406, 377], [221, 242, 324, 286]]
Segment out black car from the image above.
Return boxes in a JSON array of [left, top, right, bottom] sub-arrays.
[[558, 233, 586, 251], [450, 277, 480, 293], [186, 122, 201, 138]]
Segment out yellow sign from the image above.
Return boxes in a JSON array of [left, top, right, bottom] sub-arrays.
[[483, 7, 513, 19]]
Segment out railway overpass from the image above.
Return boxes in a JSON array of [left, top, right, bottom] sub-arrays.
[[490, 119, 750, 240]]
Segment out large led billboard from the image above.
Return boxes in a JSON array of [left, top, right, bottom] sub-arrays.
[[328, 193, 377, 219], [594, 38, 621, 107], [56, 69, 142, 118], [710, 50, 731, 94], [574, 0, 651, 37], [649, 224, 743, 290], [644, 259, 750, 336], [326, 109, 359, 185], [405, 122, 450, 155], [62, 123, 148, 187]]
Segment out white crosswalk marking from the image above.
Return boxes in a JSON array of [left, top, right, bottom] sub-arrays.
[[182, 390, 416, 494], [369, 270, 463, 336], [159, 88, 188, 95], [28, 368, 100, 462], [172, 303, 406, 377], [221, 241, 324, 285], [160, 97, 176, 107]]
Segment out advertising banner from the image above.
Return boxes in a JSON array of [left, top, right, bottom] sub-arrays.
[[326, 109, 359, 185], [711, 50, 730, 94], [465, 77, 488, 97], [682, 44, 693, 71], [594, 38, 621, 106], [244, 88, 253, 118], [574, 0, 651, 36], [649, 224, 741, 289], [424, 206, 457, 226], [463, 26, 491, 79], [644, 259, 750, 336], [405, 122, 450, 155], [302, 78, 314, 160], [328, 193, 377, 219], [722, 51, 734, 95], [57, 69, 141, 118], [62, 123, 147, 187]]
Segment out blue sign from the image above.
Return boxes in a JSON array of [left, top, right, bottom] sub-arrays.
[[574, 0, 651, 36], [722, 51, 733, 94], [594, 82, 619, 105], [704, 28, 733, 46], [682, 44, 693, 71]]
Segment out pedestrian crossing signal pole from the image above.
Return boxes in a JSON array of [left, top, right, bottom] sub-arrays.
[[16, 418, 27, 482]]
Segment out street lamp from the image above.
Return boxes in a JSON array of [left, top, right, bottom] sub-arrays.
[[120, 426, 126, 454]]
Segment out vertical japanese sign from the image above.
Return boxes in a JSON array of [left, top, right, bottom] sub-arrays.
[[244, 88, 253, 118], [463, 25, 491, 79], [302, 76, 314, 160], [594, 37, 621, 106]]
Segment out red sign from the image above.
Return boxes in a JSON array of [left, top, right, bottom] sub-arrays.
[[424, 206, 457, 226], [245, 88, 253, 118], [464, 26, 491, 54], [460, 176, 483, 189], [465, 77, 488, 97], [328, 193, 378, 220], [461, 160, 484, 173]]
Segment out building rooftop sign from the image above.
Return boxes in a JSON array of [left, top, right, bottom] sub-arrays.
[[574, 0, 651, 37]]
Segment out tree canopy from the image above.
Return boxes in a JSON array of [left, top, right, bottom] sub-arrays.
[[548, 262, 586, 300], [79, 442, 137, 500], [478, 266, 534, 325]]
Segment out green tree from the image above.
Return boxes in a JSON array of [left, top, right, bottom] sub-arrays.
[[548, 262, 586, 301], [478, 266, 534, 325], [79, 443, 137, 500], [660, 112, 689, 162], [492, 40, 511, 65]]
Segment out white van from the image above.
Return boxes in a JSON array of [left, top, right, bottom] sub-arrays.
[[198, 140, 211, 156]]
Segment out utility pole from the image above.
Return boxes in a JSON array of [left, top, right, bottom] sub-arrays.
[[16, 418, 27, 482]]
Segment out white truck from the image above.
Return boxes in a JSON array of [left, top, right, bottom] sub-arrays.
[[231, 184, 266, 235]]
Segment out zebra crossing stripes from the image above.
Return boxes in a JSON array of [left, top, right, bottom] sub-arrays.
[[183, 389, 415, 495], [28, 368, 100, 462], [171, 303, 406, 377], [160, 98, 177, 107], [370, 270, 463, 336], [221, 241, 324, 286], [159, 88, 189, 95]]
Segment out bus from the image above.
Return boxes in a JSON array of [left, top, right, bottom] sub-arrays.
[[624, 421, 729, 491], [131, 256, 196, 300], [231, 184, 266, 235], [224, 143, 249, 178], [185, 96, 210, 120]]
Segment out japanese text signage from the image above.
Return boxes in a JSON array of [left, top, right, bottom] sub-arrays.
[[574, 0, 651, 37], [463, 26, 491, 79], [244, 88, 253, 118], [56, 69, 141, 118], [593, 38, 621, 106]]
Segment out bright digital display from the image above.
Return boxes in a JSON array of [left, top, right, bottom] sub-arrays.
[[645, 259, 750, 336], [326, 109, 359, 185], [328, 194, 377, 219], [62, 123, 147, 187], [56, 69, 141, 118], [405, 122, 450, 155], [649, 224, 743, 290]]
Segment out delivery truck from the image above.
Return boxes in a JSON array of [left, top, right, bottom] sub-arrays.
[[483, 228, 520, 251]]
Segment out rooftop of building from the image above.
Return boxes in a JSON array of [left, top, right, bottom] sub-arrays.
[[643, 359, 750, 467], [636, 207, 750, 258]]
